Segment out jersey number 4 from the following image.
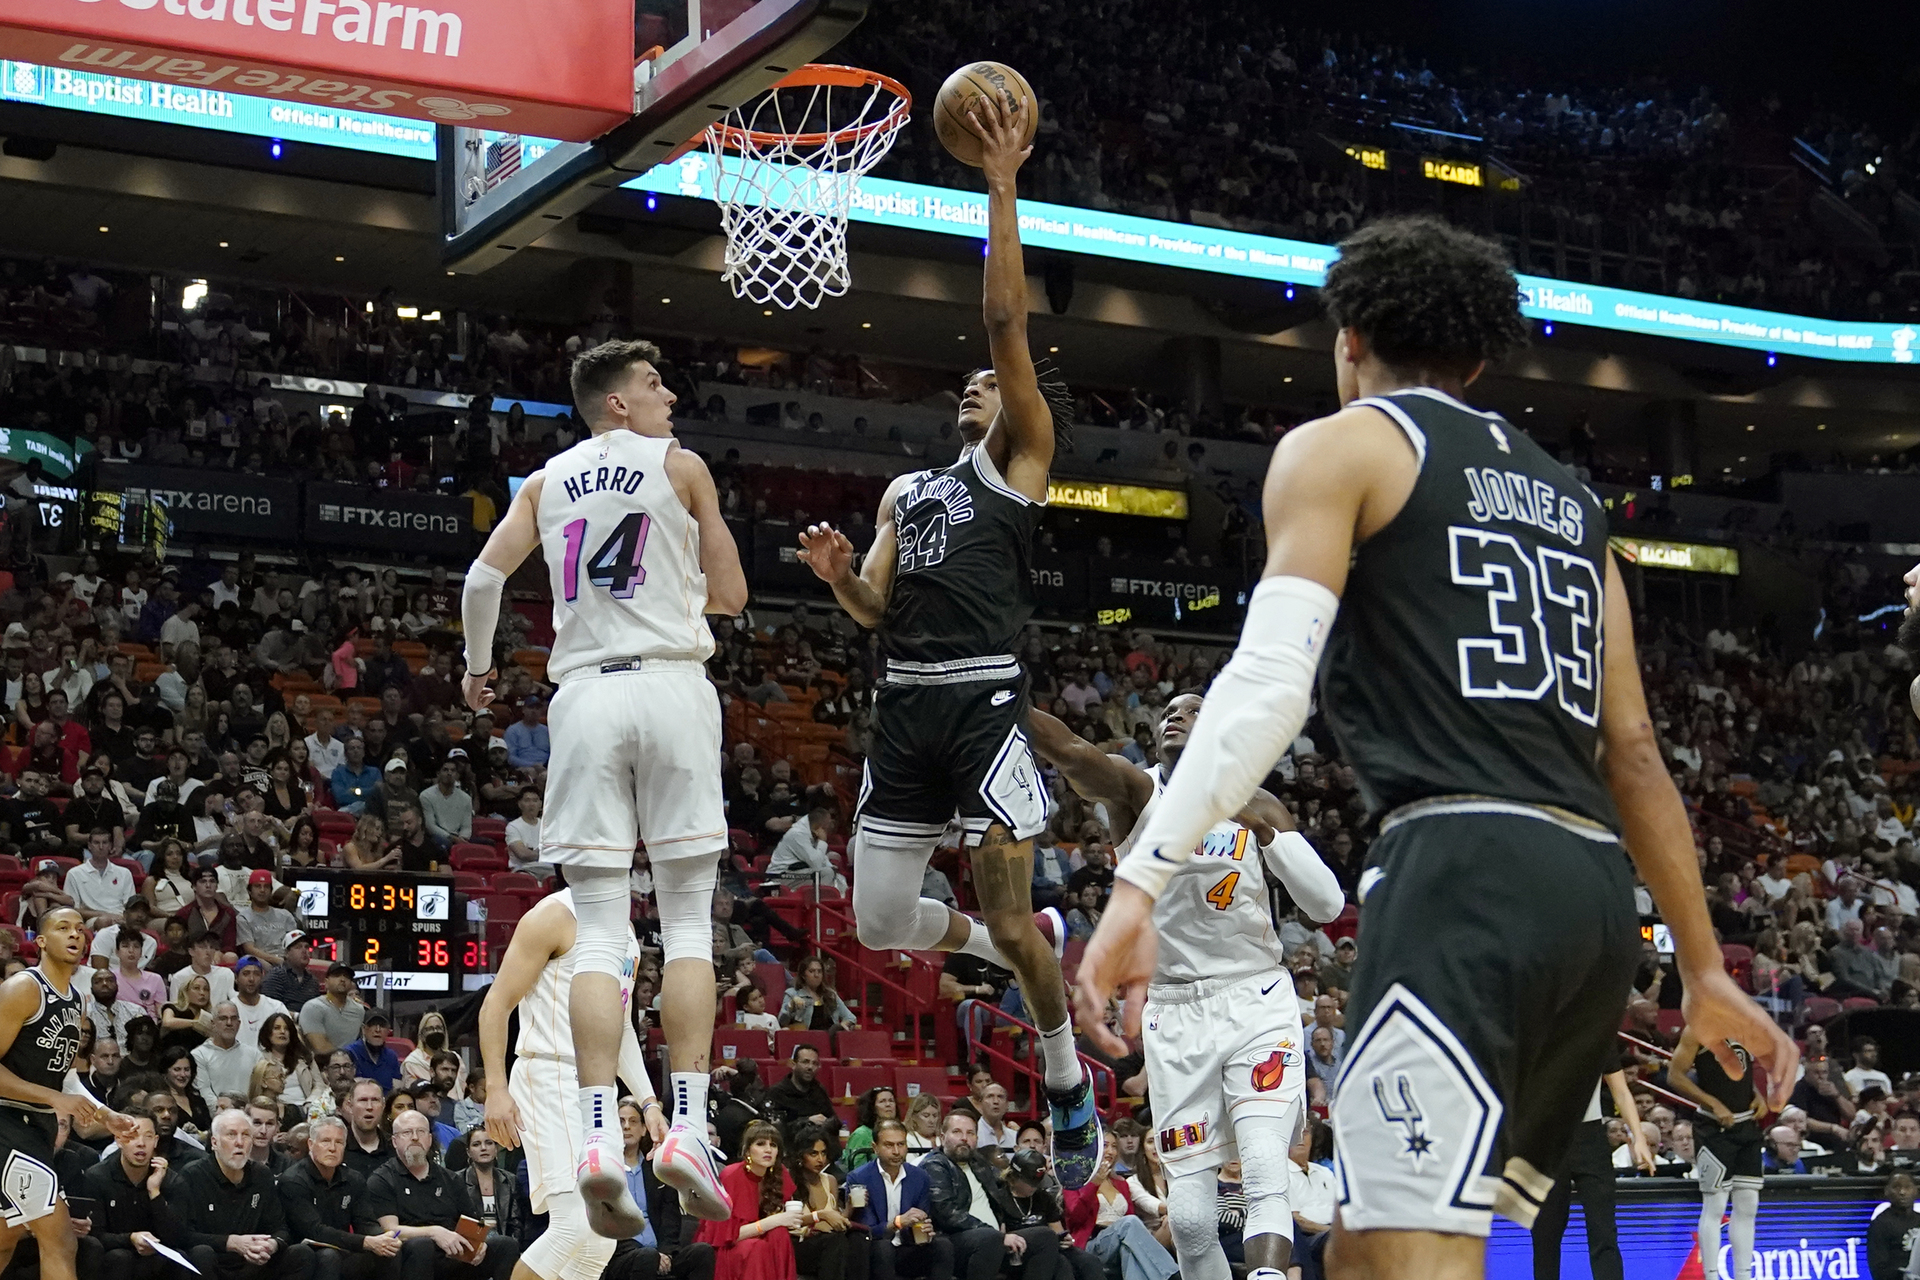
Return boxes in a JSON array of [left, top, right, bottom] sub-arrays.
[[1205, 871, 1240, 912], [1448, 526, 1602, 726], [561, 513, 653, 603]]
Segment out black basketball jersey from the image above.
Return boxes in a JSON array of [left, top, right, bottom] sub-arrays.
[[880, 447, 1043, 664], [1, 969, 82, 1112], [1319, 388, 1622, 831], [1693, 1041, 1757, 1123]]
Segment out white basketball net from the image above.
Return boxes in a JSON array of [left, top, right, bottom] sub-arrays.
[[707, 72, 910, 311]]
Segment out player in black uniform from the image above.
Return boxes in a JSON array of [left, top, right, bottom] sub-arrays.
[[1668, 1028, 1765, 1280], [1074, 215, 1798, 1280], [796, 93, 1101, 1187], [0, 906, 137, 1280]]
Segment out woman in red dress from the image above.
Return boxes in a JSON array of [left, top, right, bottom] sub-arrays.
[[697, 1120, 805, 1280]]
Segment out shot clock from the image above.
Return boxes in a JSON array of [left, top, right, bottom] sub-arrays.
[[292, 870, 472, 992]]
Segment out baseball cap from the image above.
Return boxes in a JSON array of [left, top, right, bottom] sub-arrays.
[[385, 757, 409, 773], [1008, 1149, 1048, 1184], [446, 747, 467, 760], [32, 859, 60, 876], [235, 956, 264, 971], [53, 572, 74, 584], [1335, 936, 1356, 951], [3, 623, 27, 646], [325, 961, 356, 979], [192, 864, 220, 884], [248, 869, 275, 887], [363, 1012, 391, 1028], [522, 694, 542, 707], [284, 930, 309, 950]]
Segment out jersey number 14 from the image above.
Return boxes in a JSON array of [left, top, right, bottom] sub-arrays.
[[561, 513, 653, 602], [1448, 526, 1603, 725]]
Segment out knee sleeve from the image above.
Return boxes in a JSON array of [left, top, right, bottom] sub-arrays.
[[523, 1191, 618, 1280], [1168, 1170, 1231, 1280], [568, 864, 635, 979], [1236, 1114, 1297, 1245], [1696, 1186, 1728, 1246], [654, 852, 721, 966], [1728, 1186, 1759, 1275], [852, 830, 952, 951]]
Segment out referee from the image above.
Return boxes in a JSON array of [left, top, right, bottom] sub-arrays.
[[1531, 1044, 1653, 1280]]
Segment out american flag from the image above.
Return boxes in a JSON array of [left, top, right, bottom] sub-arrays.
[[485, 136, 523, 192]]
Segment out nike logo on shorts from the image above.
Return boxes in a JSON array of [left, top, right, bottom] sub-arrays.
[[1261, 978, 1284, 995], [991, 691, 1015, 706]]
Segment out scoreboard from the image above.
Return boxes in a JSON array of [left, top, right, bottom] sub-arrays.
[[291, 870, 472, 993]]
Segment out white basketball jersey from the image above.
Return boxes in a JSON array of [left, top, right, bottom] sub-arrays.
[[515, 889, 647, 1061], [537, 430, 714, 683], [1117, 766, 1287, 985]]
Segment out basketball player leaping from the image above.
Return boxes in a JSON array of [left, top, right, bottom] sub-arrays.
[[481, 886, 663, 1280], [1073, 216, 1799, 1280], [463, 339, 747, 1237], [0, 907, 139, 1280], [796, 95, 1103, 1185], [1027, 698, 1342, 1280]]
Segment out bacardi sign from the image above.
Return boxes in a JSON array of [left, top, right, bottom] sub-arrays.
[[0, 0, 634, 140]]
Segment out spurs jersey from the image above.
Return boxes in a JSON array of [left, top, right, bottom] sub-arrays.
[[1117, 766, 1285, 985], [537, 431, 713, 685], [514, 889, 648, 1061], [0, 969, 82, 1113]]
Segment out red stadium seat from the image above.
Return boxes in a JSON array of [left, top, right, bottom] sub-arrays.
[[828, 1065, 890, 1100], [753, 1059, 791, 1088], [1654, 1010, 1685, 1040], [453, 873, 487, 894], [450, 845, 507, 873], [754, 963, 787, 1001], [472, 817, 508, 845], [713, 1029, 774, 1064], [835, 1029, 894, 1063], [482, 895, 525, 924], [1802, 996, 1841, 1024], [1842, 997, 1881, 1012], [892, 1067, 950, 1101], [775, 1030, 831, 1061]]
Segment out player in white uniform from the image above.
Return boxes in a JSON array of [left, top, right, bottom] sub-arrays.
[[462, 340, 746, 1237], [480, 889, 662, 1280], [1026, 697, 1344, 1280]]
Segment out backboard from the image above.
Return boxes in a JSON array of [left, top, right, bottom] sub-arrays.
[[440, 0, 870, 274]]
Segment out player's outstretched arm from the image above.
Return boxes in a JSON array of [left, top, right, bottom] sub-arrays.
[[1597, 555, 1797, 1105], [971, 92, 1053, 501], [798, 474, 906, 630], [1242, 790, 1345, 924], [462, 473, 546, 710], [667, 445, 748, 616], [477, 897, 569, 1149], [1026, 707, 1153, 822]]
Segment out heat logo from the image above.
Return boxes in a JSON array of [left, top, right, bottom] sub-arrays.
[[1250, 1044, 1300, 1093]]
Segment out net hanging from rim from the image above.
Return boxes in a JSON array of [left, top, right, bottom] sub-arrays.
[[706, 65, 911, 311]]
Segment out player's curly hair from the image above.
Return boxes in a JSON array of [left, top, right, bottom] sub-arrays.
[[1321, 216, 1528, 377], [967, 360, 1076, 453]]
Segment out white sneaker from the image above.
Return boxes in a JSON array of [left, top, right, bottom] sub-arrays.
[[653, 1121, 733, 1222], [576, 1132, 648, 1239]]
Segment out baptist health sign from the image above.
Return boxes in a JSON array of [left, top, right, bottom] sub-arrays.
[[0, 58, 436, 157], [5, 54, 1916, 365]]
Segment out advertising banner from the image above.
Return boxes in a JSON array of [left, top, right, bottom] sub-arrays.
[[0, 426, 90, 479], [305, 481, 469, 556], [0, 0, 632, 141], [1608, 536, 1741, 576], [1087, 558, 1246, 630], [1045, 480, 1188, 520], [106, 464, 298, 539], [1028, 548, 1088, 618]]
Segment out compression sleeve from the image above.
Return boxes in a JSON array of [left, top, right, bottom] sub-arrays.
[[617, 1003, 657, 1107], [461, 560, 510, 675], [1260, 830, 1346, 924], [1116, 575, 1338, 900]]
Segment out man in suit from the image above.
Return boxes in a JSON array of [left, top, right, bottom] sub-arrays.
[[850, 1120, 952, 1280], [922, 1112, 1058, 1280]]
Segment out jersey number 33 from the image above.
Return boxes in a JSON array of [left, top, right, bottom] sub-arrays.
[[1448, 526, 1603, 726]]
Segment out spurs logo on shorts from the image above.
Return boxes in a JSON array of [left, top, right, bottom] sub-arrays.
[[1371, 1073, 1436, 1171]]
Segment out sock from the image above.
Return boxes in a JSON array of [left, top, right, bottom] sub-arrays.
[[1040, 1020, 1081, 1092], [579, 1086, 619, 1145], [956, 916, 1010, 967], [671, 1072, 709, 1127]]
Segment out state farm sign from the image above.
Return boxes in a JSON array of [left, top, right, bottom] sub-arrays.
[[0, 0, 634, 140]]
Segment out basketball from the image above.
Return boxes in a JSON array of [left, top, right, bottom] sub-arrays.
[[934, 61, 1038, 167]]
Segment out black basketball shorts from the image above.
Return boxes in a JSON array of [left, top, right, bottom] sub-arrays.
[[0, 1105, 63, 1227], [1328, 798, 1640, 1238], [1695, 1119, 1764, 1192], [856, 659, 1047, 847]]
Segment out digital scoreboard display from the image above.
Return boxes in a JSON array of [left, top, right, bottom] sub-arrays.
[[291, 871, 468, 993]]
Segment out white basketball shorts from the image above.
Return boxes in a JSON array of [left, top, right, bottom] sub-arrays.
[[543, 661, 727, 869], [1143, 969, 1307, 1175]]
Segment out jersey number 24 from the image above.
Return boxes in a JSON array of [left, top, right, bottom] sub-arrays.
[[1448, 526, 1602, 725], [561, 513, 653, 602]]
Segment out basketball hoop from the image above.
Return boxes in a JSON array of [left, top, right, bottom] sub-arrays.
[[705, 65, 911, 311]]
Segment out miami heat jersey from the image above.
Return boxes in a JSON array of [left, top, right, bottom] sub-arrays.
[[514, 890, 648, 1062], [537, 431, 713, 684], [1117, 766, 1286, 985]]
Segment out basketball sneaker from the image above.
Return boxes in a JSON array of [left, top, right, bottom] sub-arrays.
[[576, 1132, 649, 1238], [654, 1120, 733, 1222], [1048, 1066, 1104, 1190], [1033, 906, 1066, 962]]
